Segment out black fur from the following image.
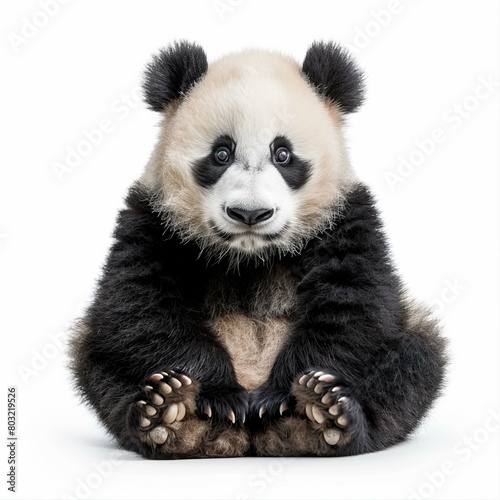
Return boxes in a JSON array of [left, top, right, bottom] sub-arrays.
[[193, 135, 235, 188], [70, 182, 447, 458], [302, 41, 365, 113], [272, 136, 311, 190], [143, 41, 208, 112]]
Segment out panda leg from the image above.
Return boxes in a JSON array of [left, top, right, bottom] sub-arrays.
[[73, 353, 251, 459]]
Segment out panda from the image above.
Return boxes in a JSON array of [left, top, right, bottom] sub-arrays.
[[70, 41, 447, 459]]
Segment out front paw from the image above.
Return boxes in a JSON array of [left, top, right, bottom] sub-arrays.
[[197, 385, 249, 425], [249, 384, 291, 422]]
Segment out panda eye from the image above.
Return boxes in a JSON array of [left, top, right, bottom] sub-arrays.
[[274, 147, 291, 166], [214, 146, 231, 165]]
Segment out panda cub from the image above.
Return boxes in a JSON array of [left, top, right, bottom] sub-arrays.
[[70, 41, 447, 459]]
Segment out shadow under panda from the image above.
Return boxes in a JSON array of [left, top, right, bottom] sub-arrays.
[[69, 41, 448, 459]]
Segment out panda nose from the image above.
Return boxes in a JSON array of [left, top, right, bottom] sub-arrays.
[[226, 207, 275, 225]]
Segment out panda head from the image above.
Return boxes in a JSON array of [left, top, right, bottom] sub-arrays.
[[141, 41, 364, 262]]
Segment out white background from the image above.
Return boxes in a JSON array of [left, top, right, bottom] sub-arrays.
[[1, 1, 499, 499]]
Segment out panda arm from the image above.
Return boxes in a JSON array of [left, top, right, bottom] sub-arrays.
[[71, 184, 247, 440]]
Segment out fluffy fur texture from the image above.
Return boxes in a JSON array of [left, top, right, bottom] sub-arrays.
[[70, 41, 447, 459], [143, 41, 208, 112], [302, 41, 365, 113]]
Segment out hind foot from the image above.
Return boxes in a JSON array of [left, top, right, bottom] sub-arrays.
[[252, 370, 369, 456], [292, 370, 366, 447], [127, 369, 250, 458]]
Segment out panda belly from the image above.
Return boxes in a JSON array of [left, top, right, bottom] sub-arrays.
[[210, 314, 290, 391], [205, 264, 296, 391]]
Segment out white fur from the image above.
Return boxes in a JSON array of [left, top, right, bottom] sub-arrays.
[[206, 159, 296, 253]]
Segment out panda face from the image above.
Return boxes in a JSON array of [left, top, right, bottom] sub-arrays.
[[142, 46, 361, 262], [193, 118, 316, 254], [196, 134, 302, 254]]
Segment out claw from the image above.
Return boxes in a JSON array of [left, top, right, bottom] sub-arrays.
[[259, 407, 266, 418], [279, 402, 289, 415], [338, 396, 348, 404], [228, 410, 236, 424], [136, 400, 146, 406], [203, 405, 212, 418], [150, 373, 163, 382], [313, 371, 325, 378]]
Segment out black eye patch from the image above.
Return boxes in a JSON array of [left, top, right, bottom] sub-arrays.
[[271, 136, 311, 190], [193, 135, 235, 188]]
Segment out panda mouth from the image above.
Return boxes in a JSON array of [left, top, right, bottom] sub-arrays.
[[212, 225, 288, 243]]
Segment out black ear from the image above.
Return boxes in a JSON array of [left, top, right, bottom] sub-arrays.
[[302, 42, 365, 113], [143, 41, 208, 112]]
